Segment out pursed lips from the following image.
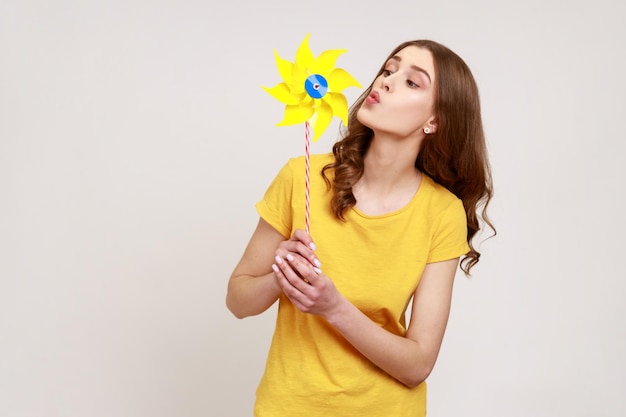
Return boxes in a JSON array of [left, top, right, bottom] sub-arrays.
[[365, 90, 380, 104]]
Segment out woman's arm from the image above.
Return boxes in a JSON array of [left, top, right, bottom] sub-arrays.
[[273, 253, 458, 387], [226, 218, 285, 318], [226, 218, 320, 318]]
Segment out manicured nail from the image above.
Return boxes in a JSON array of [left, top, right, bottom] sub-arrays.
[[286, 254, 294, 262], [313, 267, 322, 275], [313, 258, 322, 268], [309, 242, 317, 251], [274, 255, 283, 265], [272, 264, 279, 273]]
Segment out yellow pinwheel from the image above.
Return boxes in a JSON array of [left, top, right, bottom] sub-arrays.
[[262, 34, 361, 141]]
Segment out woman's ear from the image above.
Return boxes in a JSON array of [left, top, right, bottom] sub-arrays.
[[425, 117, 437, 134]]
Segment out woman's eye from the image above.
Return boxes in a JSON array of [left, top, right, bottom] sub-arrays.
[[407, 80, 419, 88], [382, 69, 392, 77]]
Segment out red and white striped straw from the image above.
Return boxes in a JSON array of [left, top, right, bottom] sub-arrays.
[[304, 121, 311, 234]]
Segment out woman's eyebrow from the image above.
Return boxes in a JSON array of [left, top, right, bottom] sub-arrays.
[[389, 55, 432, 84]]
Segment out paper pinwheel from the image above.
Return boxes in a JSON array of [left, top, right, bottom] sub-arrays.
[[262, 34, 361, 142], [262, 34, 360, 234]]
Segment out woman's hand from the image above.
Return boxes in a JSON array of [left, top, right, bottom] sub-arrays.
[[274, 228, 321, 271], [272, 230, 345, 319]]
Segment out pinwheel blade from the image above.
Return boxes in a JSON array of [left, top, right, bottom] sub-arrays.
[[310, 49, 347, 75], [277, 103, 315, 126], [262, 83, 302, 105], [324, 92, 349, 126], [295, 33, 314, 69], [328, 68, 362, 92], [274, 51, 294, 86], [311, 100, 333, 142]]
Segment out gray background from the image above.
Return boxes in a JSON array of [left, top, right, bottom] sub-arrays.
[[1, 0, 624, 416]]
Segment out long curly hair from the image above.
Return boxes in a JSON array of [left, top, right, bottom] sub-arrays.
[[321, 40, 495, 276]]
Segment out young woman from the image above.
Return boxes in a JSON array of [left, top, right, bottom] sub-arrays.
[[226, 39, 494, 417]]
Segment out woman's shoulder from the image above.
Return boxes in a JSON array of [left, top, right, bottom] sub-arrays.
[[420, 174, 463, 209]]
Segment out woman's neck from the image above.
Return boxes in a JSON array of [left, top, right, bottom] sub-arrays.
[[352, 135, 422, 215], [360, 135, 421, 191]]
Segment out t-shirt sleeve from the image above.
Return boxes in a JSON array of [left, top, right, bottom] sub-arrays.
[[427, 198, 470, 263], [255, 159, 295, 239]]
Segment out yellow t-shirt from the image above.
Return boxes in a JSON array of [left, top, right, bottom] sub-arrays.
[[254, 153, 469, 417]]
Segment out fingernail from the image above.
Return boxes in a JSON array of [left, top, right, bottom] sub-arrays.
[[313, 258, 322, 268], [272, 264, 279, 273], [309, 242, 317, 251], [313, 267, 322, 275], [286, 254, 294, 262], [275, 255, 283, 265]]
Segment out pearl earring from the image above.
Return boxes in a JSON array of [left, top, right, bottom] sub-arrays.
[[424, 127, 431, 134]]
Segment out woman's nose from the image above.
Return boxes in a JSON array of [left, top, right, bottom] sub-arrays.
[[381, 74, 392, 92]]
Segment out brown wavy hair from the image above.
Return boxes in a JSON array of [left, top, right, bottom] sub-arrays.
[[322, 40, 495, 276]]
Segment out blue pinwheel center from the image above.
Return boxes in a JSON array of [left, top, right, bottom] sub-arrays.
[[305, 74, 328, 99]]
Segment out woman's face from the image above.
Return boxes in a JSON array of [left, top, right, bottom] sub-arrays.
[[357, 45, 437, 139]]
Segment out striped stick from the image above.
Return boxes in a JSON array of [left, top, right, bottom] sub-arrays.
[[304, 121, 311, 234]]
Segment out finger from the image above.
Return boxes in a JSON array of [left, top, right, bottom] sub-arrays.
[[277, 254, 314, 292], [272, 261, 289, 289], [272, 262, 308, 310], [274, 257, 316, 310], [291, 230, 321, 267], [292, 229, 317, 251], [277, 240, 321, 270], [275, 255, 303, 286], [285, 253, 322, 287]]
